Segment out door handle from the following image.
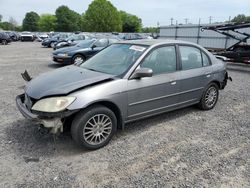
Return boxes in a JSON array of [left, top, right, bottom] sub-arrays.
[[205, 72, 212, 78], [170, 81, 177, 85]]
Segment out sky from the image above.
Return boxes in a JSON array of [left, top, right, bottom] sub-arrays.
[[0, 0, 250, 27]]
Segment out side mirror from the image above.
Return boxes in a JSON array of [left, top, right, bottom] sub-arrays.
[[91, 44, 97, 49], [130, 68, 153, 79]]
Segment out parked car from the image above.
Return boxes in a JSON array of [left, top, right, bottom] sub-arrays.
[[52, 37, 119, 64], [118, 33, 149, 40], [53, 33, 92, 50], [5, 31, 20, 41], [20, 32, 34, 41], [36, 33, 49, 42], [0, 32, 11, 45], [16, 39, 231, 149], [41, 33, 72, 47]]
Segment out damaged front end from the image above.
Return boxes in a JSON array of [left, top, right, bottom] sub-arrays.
[[16, 67, 115, 134], [16, 94, 77, 134]]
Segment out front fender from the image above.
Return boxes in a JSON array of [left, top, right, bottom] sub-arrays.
[[67, 79, 128, 119]]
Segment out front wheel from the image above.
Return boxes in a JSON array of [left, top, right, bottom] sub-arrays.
[[2, 40, 7, 45], [71, 105, 117, 150], [50, 42, 55, 48], [72, 54, 85, 65], [198, 83, 219, 110]]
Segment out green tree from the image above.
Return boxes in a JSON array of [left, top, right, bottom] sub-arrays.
[[120, 11, 142, 32], [38, 14, 57, 31], [0, 14, 2, 22], [231, 14, 250, 23], [22, 11, 40, 31], [55, 5, 81, 32], [84, 0, 122, 32], [0, 22, 13, 30]]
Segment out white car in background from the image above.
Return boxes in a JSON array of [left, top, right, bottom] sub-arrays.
[[20, 32, 34, 42]]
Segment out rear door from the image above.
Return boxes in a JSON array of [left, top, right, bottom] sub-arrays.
[[178, 45, 213, 104]]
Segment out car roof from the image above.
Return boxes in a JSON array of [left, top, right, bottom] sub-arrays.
[[117, 39, 199, 47]]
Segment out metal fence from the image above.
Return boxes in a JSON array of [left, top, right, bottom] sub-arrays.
[[159, 24, 250, 50]]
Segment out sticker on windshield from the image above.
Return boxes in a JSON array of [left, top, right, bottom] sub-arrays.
[[129, 45, 146, 52]]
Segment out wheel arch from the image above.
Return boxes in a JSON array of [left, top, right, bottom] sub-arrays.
[[73, 100, 124, 130], [210, 80, 221, 89], [72, 53, 86, 63]]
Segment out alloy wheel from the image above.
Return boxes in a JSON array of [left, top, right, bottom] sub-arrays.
[[74, 56, 84, 64], [205, 86, 218, 108], [83, 114, 112, 145]]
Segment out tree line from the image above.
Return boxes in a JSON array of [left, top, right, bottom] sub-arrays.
[[1, 0, 249, 32], [1, 0, 144, 33]]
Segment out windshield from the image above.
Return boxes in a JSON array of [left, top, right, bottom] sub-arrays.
[[76, 40, 95, 48], [80, 44, 148, 76], [66, 34, 76, 41]]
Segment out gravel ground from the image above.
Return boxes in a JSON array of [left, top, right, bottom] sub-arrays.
[[0, 42, 249, 188]]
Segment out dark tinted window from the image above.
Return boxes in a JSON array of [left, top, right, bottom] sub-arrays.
[[141, 46, 177, 75], [179, 46, 203, 70], [76, 40, 95, 48]]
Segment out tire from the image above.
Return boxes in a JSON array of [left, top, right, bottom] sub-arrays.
[[71, 105, 117, 150], [72, 54, 85, 65], [2, 40, 7, 45], [198, 83, 219, 110], [49, 42, 54, 48]]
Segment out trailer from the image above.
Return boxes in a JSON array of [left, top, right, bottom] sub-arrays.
[[159, 23, 250, 63], [201, 23, 250, 63]]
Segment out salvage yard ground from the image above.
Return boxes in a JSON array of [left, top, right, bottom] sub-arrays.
[[0, 42, 249, 187]]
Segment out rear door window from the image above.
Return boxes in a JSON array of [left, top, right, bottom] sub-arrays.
[[179, 46, 203, 70]]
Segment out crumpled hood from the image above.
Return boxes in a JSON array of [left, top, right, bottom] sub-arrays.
[[25, 65, 114, 99]]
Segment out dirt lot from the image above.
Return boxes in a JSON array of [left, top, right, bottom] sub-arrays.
[[0, 42, 249, 188]]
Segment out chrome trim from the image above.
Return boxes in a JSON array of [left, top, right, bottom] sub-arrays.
[[129, 87, 203, 106], [128, 98, 198, 118]]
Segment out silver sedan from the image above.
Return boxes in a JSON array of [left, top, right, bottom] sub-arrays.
[[16, 39, 231, 149]]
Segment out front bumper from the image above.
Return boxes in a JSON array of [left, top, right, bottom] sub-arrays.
[[16, 94, 38, 120], [16, 94, 78, 133], [41, 41, 50, 47], [53, 55, 72, 64]]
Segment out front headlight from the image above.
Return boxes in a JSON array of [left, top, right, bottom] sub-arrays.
[[32, 96, 76, 112], [57, 53, 69, 57]]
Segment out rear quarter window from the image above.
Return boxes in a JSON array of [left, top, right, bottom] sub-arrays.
[[202, 52, 211, 66]]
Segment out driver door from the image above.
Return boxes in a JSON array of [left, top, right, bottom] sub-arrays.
[[127, 45, 181, 121]]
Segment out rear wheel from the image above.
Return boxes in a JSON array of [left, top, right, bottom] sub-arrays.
[[71, 105, 117, 150], [72, 54, 85, 65], [198, 83, 219, 110]]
